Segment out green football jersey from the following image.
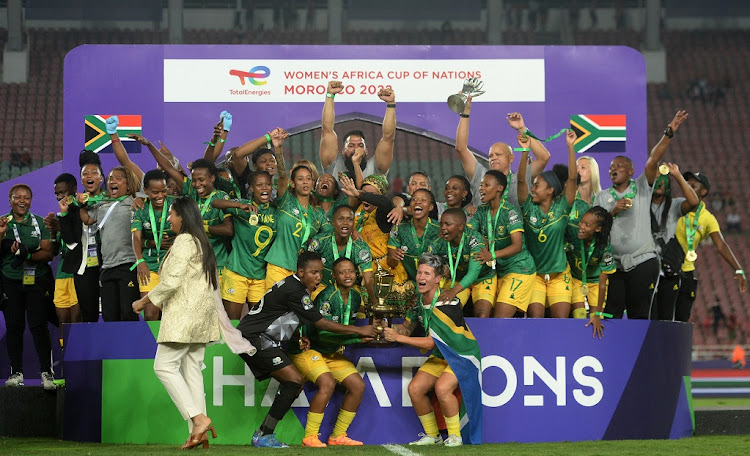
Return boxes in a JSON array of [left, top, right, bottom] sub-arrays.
[[566, 239, 616, 283], [468, 203, 536, 277], [54, 232, 73, 280], [307, 233, 373, 288], [308, 285, 363, 355], [388, 219, 441, 281], [522, 196, 572, 275], [318, 195, 351, 236], [131, 196, 176, 272], [427, 226, 494, 289], [1, 213, 52, 280], [183, 178, 232, 269], [225, 201, 277, 280], [266, 191, 327, 271], [566, 195, 593, 245]]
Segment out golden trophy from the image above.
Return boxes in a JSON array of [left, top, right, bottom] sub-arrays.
[[366, 263, 415, 344]]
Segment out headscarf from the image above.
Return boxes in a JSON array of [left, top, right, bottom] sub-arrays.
[[362, 174, 389, 195]]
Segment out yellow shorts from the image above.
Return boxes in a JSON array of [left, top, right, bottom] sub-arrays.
[[290, 350, 359, 383], [138, 271, 161, 293], [570, 277, 609, 308], [266, 264, 295, 291], [53, 277, 78, 308], [531, 265, 573, 306], [221, 268, 267, 304], [418, 355, 454, 378], [496, 272, 536, 311], [442, 276, 497, 307]]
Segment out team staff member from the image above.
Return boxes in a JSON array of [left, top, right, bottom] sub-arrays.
[[384, 254, 483, 447], [290, 258, 368, 447], [469, 171, 537, 318], [58, 151, 106, 323], [650, 163, 699, 320], [388, 189, 441, 285], [265, 143, 327, 288], [76, 166, 141, 321], [131, 170, 176, 321], [517, 130, 578, 318], [1, 184, 56, 389], [428, 209, 495, 313], [213, 171, 276, 319], [674, 171, 747, 321], [390, 172, 439, 221], [594, 110, 689, 319], [307, 205, 375, 303], [436, 175, 474, 220], [567, 206, 616, 338], [455, 98, 550, 210], [50, 173, 81, 327], [321, 81, 396, 183], [236, 252, 376, 448]]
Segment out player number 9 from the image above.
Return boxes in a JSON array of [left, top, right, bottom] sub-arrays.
[[252, 226, 274, 257]]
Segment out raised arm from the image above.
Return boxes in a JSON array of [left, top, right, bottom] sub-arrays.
[[129, 134, 185, 189], [374, 87, 396, 174], [709, 231, 747, 293], [320, 81, 344, 169], [507, 112, 551, 178], [667, 163, 699, 214], [564, 129, 578, 206], [106, 116, 144, 182], [516, 134, 532, 205], [272, 128, 289, 198], [455, 95, 478, 179], [645, 110, 689, 185], [203, 114, 229, 162]]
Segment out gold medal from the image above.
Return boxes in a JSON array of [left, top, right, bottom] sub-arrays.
[[659, 164, 670, 175], [66, 195, 76, 205], [686, 250, 697, 262], [623, 197, 632, 208], [580, 284, 589, 296], [4, 215, 12, 223], [81, 192, 90, 203], [486, 260, 496, 268], [249, 214, 259, 225]]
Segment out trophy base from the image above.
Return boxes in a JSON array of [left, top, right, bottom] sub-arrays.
[[365, 338, 394, 347], [447, 94, 466, 114]]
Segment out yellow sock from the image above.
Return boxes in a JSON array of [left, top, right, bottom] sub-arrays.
[[418, 412, 439, 438], [444, 414, 460, 436], [572, 308, 587, 319], [331, 409, 356, 437], [304, 412, 324, 438]]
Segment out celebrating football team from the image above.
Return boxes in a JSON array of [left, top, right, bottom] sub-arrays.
[[1, 79, 746, 449]]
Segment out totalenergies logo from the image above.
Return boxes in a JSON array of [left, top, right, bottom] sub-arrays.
[[229, 65, 271, 86]]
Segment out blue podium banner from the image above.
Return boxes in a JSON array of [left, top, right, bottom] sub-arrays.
[[62, 319, 693, 444]]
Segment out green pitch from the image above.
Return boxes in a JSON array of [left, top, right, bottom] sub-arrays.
[[2, 436, 750, 456]]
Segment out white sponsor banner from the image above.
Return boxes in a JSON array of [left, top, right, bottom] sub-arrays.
[[163, 59, 545, 103]]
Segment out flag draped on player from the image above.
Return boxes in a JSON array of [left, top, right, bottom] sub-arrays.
[[429, 305, 483, 444]]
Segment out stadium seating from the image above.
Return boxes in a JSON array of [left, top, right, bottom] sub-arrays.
[[0, 27, 747, 342]]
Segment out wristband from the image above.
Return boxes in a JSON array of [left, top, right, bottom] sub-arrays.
[[326, 93, 335, 99], [387, 103, 396, 108], [203, 141, 216, 147], [111, 137, 121, 143], [129, 258, 145, 271], [594, 311, 613, 318], [736, 269, 746, 277], [460, 113, 470, 118], [513, 148, 530, 152], [663, 126, 674, 138], [58, 211, 67, 217], [26, 253, 32, 260], [218, 138, 226, 143], [264, 133, 271, 143]]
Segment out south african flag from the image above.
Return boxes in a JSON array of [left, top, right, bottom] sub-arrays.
[[570, 114, 626, 154], [84, 115, 142, 153]]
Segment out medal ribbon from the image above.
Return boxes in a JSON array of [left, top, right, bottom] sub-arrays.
[[199, 190, 216, 217], [608, 180, 637, 202], [580, 239, 596, 286], [487, 205, 503, 258], [339, 289, 353, 326], [332, 237, 353, 261], [421, 289, 441, 333], [294, 195, 312, 244], [148, 202, 168, 262], [685, 202, 703, 254], [446, 232, 465, 288], [501, 171, 513, 204], [409, 221, 432, 269], [524, 128, 570, 143]]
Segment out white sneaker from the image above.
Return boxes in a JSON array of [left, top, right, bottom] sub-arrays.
[[41, 372, 56, 391], [409, 433, 442, 445], [5, 372, 24, 387], [443, 434, 463, 447]]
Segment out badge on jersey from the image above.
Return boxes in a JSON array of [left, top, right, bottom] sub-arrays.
[[302, 295, 313, 310]]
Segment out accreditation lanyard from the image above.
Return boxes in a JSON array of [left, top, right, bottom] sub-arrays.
[[685, 202, 704, 253], [332, 237, 353, 261], [294, 195, 312, 244], [337, 289, 353, 326], [11, 214, 41, 243], [148, 202, 168, 261], [421, 289, 441, 333], [97, 196, 127, 231], [446, 233, 465, 288], [199, 191, 217, 218], [609, 180, 637, 202], [580, 239, 596, 286], [487, 205, 502, 256]]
